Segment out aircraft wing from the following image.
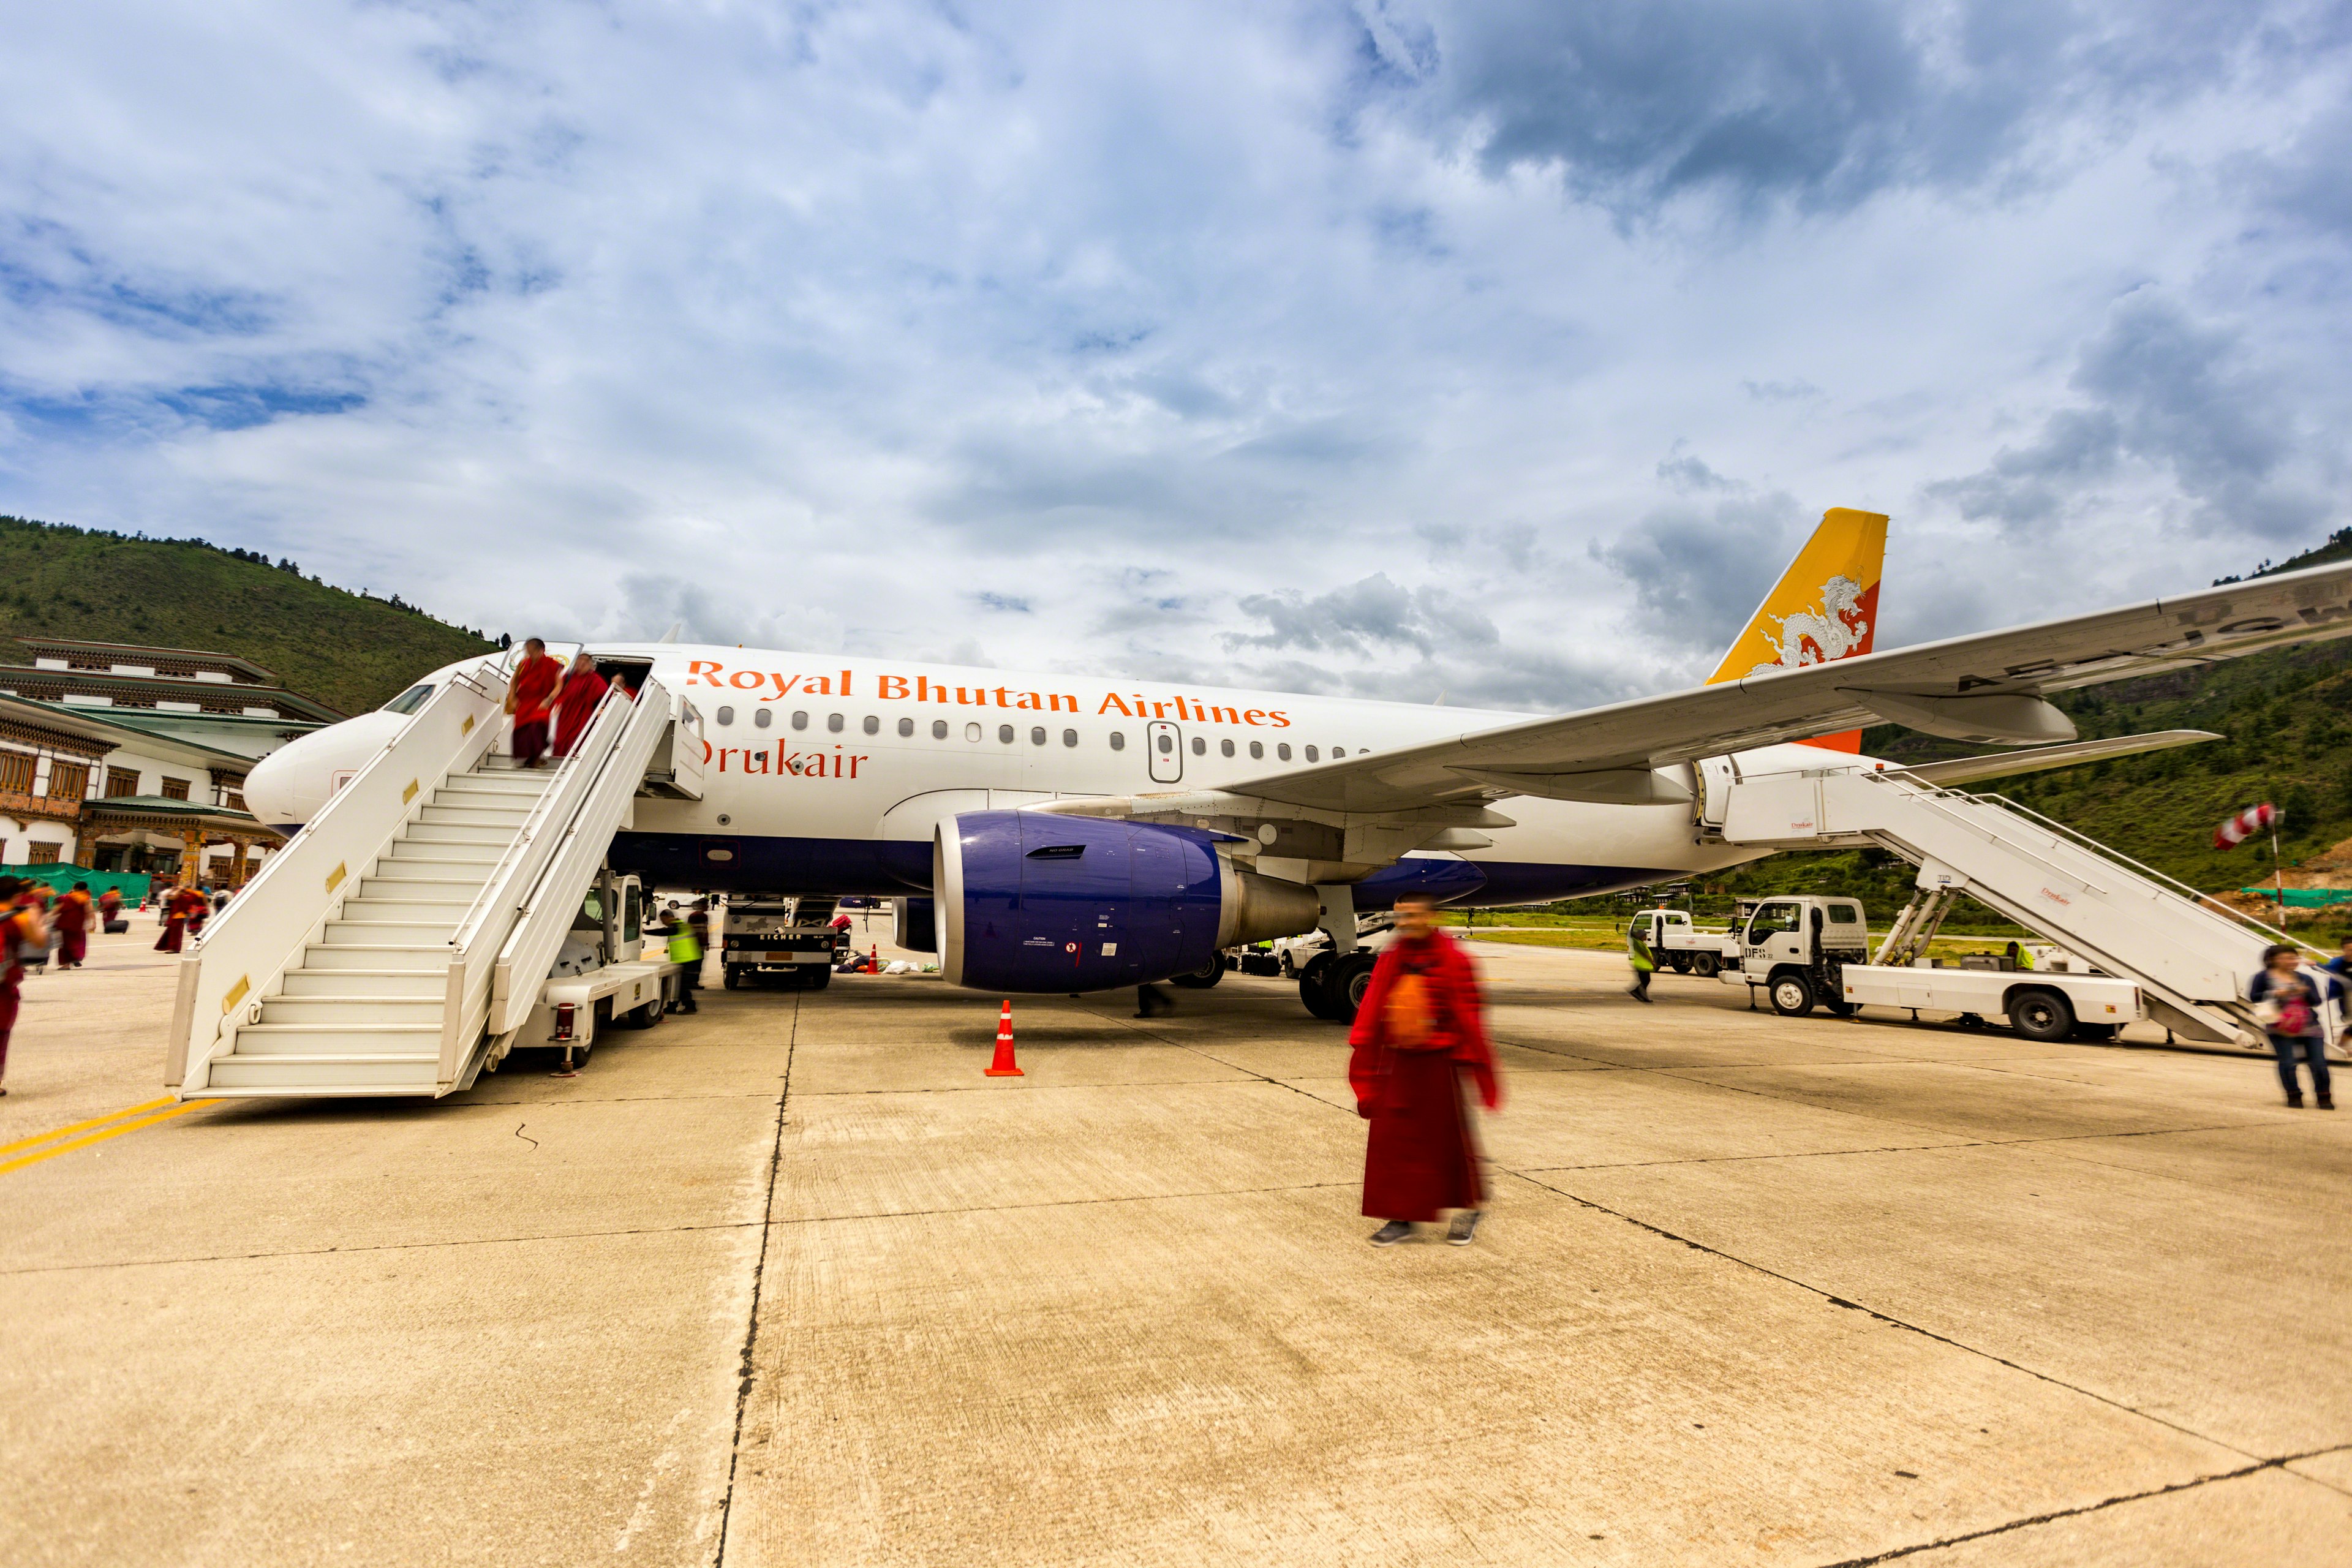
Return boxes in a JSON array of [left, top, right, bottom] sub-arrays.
[[1205, 559, 2352, 817]]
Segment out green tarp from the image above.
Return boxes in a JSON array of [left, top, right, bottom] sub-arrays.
[[0, 864, 165, 902], [2239, 886, 2352, 908]]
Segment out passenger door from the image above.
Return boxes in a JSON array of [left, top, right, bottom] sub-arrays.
[[1146, 720, 1183, 783]]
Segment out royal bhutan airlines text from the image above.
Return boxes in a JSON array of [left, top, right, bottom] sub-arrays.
[[684, 663, 1292, 727]]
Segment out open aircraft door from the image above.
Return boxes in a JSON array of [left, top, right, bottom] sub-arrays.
[[642, 693, 707, 800]]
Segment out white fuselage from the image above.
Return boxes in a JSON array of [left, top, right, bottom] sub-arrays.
[[251, 643, 1837, 903]]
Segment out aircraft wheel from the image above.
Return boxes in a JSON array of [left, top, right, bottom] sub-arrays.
[[1298, 954, 1341, 1020], [1170, 957, 1226, 989], [1690, 951, 1719, 979], [1769, 971, 1816, 1017], [2008, 988, 2073, 1043], [1327, 951, 1380, 1023]]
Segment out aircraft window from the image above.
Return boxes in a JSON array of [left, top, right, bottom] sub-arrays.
[[1332, 747, 1346, 758], [1220, 738, 1234, 758], [1062, 728, 1077, 746], [1250, 741, 1263, 760], [381, 684, 434, 715], [898, 717, 914, 737], [715, 706, 734, 726], [754, 708, 772, 729], [1109, 731, 1126, 751], [966, 722, 982, 742], [828, 712, 844, 733], [1190, 736, 1205, 755], [1030, 726, 1047, 745], [933, 720, 949, 739], [791, 710, 808, 730], [1305, 745, 1320, 762], [1277, 743, 1291, 761], [1156, 733, 1174, 754], [990, 723, 1008, 743], [863, 715, 880, 736]]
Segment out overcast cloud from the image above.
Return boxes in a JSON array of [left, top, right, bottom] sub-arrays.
[[2, 1, 2348, 712]]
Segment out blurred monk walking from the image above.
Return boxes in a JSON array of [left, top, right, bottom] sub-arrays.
[[1348, 891, 1501, 1246], [507, 638, 563, 767], [154, 883, 205, 953], [551, 653, 609, 760], [51, 881, 91, 970]]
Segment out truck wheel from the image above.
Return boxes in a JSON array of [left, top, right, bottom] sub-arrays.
[[1769, 971, 1815, 1017], [806, 965, 831, 991], [2008, 988, 2073, 1042], [1667, 954, 1692, 974], [628, 997, 665, 1030], [1690, 951, 1719, 979], [1170, 957, 1226, 989], [723, 965, 742, 990]]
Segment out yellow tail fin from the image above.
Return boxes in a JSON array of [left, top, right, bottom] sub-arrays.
[[1708, 507, 1888, 752]]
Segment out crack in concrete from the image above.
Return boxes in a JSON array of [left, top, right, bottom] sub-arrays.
[[712, 991, 797, 1568], [1812, 1443, 2352, 1566]]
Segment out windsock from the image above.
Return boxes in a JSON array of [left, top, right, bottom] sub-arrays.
[[2215, 802, 2278, 850]]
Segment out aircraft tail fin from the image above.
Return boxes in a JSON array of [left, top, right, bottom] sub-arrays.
[[1706, 507, 1888, 752]]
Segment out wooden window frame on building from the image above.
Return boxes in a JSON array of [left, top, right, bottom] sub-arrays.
[[47, 760, 88, 801], [26, 842, 61, 865], [0, 749, 32, 795], [160, 776, 192, 802], [105, 767, 140, 798]]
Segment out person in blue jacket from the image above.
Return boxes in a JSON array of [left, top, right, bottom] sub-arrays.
[[2251, 944, 2337, 1110]]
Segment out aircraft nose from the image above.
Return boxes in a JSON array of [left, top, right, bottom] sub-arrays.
[[244, 712, 405, 830]]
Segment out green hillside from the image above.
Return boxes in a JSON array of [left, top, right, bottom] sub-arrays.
[[1721, 526, 2352, 930], [0, 515, 498, 717]]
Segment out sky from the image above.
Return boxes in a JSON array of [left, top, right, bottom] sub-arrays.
[[3, 0, 2350, 714]]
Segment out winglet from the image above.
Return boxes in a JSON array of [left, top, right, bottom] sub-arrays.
[[1708, 507, 1888, 752]]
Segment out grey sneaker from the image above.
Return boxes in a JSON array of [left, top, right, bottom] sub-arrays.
[[1447, 1210, 1483, 1246], [1370, 1220, 1415, 1246]]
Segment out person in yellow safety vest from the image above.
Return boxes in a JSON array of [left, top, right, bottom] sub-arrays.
[[1627, 922, 1657, 1004]]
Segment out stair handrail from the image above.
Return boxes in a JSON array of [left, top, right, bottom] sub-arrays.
[[167, 657, 510, 1095], [1878, 772, 2316, 957], [479, 677, 677, 1045], [435, 676, 658, 1087]]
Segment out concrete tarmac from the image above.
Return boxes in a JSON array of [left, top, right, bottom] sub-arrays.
[[2, 921, 2347, 1566]]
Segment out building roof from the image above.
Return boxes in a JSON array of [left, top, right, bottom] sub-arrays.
[[0, 666, 346, 723], [0, 693, 271, 770], [79, 796, 282, 839], [10, 635, 279, 684]]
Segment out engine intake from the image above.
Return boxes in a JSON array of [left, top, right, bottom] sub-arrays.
[[935, 812, 1319, 992]]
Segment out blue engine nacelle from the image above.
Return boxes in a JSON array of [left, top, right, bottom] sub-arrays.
[[935, 812, 1321, 993]]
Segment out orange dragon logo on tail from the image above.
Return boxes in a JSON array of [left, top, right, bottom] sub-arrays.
[[1707, 508, 1888, 752]]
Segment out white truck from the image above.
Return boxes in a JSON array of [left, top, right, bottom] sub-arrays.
[[721, 895, 847, 990], [516, 872, 685, 1066], [1627, 908, 1744, 977], [1722, 894, 2143, 1043]]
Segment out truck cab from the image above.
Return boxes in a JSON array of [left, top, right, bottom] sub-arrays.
[[1736, 895, 1871, 1016]]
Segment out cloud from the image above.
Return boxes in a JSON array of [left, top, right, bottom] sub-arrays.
[[1596, 489, 1807, 659], [1926, 293, 2327, 538]]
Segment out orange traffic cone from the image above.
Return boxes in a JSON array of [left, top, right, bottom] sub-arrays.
[[985, 998, 1024, 1076]]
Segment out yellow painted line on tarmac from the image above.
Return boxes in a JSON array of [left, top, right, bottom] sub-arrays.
[[0, 1098, 199, 1176]]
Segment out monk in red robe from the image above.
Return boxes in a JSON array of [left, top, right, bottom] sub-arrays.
[[507, 638, 564, 767], [51, 882, 91, 969], [154, 883, 206, 953], [1347, 891, 1501, 1246], [550, 654, 609, 760], [1, 880, 48, 1094]]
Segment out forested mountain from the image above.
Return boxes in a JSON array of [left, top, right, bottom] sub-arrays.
[[0, 515, 497, 716]]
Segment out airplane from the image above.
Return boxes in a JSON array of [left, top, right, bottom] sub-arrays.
[[245, 509, 2352, 1020]]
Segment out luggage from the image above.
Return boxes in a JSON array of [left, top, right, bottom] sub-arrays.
[[104, 919, 130, 935]]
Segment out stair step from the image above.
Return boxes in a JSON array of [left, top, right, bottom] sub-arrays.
[[322, 921, 458, 946], [459, 770, 554, 793], [300, 945, 450, 971], [419, 805, 532, 827], [342, 897, 473, 919], [258, 996, 445, 1026], [207, 1052, 439, 1090], [230, 1023, 440, 1056], [358, 876, 488, 902], [434, 786, 544, 811], [281, 969, 449, 998], [401, 823, 514, 846], [386, 847, 507, 870]]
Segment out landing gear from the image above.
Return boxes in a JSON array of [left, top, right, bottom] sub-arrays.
[[1170, 956, 1226, 989], [1301, 951, 1379, 1023]]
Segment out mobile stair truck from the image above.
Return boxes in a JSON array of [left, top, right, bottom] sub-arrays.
[[164, 655, 707, 1098], [1719, 892, 2145, 1042], [1701, 745, 2342, 1055]]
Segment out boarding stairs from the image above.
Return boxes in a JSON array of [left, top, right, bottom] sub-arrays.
[[1714, 764, 2300, 1044], [167, 662, 700, 1098]]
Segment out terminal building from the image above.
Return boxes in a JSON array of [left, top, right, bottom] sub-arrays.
[[0, 637, 344, 886]]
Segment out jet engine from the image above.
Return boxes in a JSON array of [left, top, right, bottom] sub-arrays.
[[934, 812, 1321, 992]]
